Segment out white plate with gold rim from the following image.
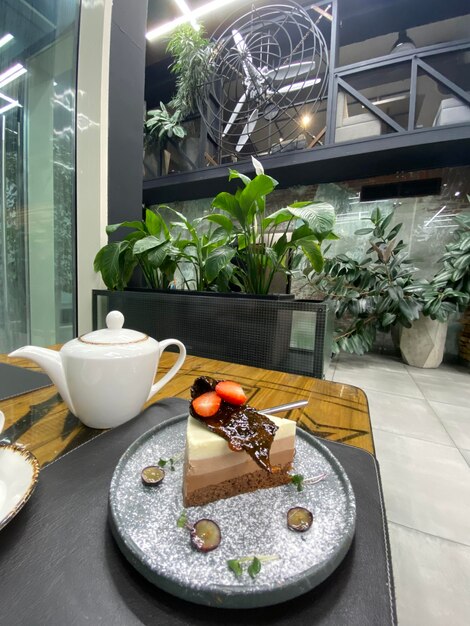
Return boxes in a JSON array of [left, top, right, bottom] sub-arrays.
[[0, 411, 40, 531]]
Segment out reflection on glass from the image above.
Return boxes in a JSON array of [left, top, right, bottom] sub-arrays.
[[0, 1, 79, 352]]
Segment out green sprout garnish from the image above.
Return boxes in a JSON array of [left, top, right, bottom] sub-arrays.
[[177, 510, 188, 528], [227, 559, 243, 577], [227, 554, 279, 580], [247, 556, 262, 579], [158, 451, 183, 472], [291, 474, 304, 492]]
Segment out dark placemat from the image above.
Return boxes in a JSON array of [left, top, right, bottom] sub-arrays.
[[0, 362, 52, 402], [0, 398, 396, 626]]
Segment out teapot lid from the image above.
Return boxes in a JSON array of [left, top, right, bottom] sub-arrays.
[[79, 311, 148, 345]]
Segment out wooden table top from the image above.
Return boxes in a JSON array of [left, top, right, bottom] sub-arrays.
[[0, 350, 373, 467]]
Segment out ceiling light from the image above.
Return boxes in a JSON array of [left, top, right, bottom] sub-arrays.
[[301, 114, 311, 127], [390, 30, 416, 54], [278, 78, 321, 94], [0, 33, 14, 49], [173, 0, 200, 31], [454, 191, 461, 197], [373, 95, 407, 106], [0, 63, 27, 89], [147, 0, 240, 41]]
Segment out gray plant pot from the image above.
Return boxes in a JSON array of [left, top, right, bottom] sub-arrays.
[[399, 315, 448, 368]]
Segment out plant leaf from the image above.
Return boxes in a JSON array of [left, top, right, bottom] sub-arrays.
[[248, 557, 262, 579], [227, 559, 243, 577], [212, 191, 244, 225], [106, 221, 145, 234], [204, 214, 234, 233], [205, 246, 236, 282]]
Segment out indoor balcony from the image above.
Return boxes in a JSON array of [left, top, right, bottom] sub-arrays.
[[143, 35, 470, 204]]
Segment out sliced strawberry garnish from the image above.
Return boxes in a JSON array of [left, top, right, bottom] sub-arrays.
[[215, 381, 247, 406], [192, 391, 221, 418]]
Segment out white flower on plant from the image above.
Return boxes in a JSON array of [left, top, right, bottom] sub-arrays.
[[251, 156, 264, 176]]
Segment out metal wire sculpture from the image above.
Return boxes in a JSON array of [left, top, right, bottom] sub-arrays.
[[197, 1, 329, 158]]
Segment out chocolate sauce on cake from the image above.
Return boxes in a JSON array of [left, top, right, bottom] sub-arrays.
[[190, 376, 279, 474]]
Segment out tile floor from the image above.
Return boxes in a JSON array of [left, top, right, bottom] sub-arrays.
[[326, 352, 470, 626]]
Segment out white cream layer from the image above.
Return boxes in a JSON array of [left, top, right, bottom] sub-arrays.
[[186, 414, 296, 461]]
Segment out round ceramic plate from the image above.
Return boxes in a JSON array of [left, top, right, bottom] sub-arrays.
[[109, 414, 356, 609], [0, 444, 40, 531]]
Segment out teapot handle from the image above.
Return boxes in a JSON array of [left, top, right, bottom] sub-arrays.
[[146, 339, 186, 402]]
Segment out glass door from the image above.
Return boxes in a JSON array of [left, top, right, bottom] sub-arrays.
[[0, 0, 80, 352]]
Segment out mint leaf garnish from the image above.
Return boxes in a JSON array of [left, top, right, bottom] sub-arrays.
[[227, 559, 243, 577], [291, 474, 304, 492], [158, 459, 167, 468], [247, 556, 261, 579], [177, 510, 188, 528]]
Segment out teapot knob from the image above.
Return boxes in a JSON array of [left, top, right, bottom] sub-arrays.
[[106, 310, 124, 330]]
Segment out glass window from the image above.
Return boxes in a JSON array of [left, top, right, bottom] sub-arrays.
[[0, 1, 79, 351]]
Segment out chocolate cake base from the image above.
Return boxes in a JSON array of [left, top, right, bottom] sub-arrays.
[[183, 463, 293, 508]]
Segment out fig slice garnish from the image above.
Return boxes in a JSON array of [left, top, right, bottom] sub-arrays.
[[287, 507, 313, 532], [190, 519, 221, 552], [141, 466, 165, 486]]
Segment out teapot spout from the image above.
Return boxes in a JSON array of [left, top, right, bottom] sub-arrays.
[[8, 346, 77, 416]]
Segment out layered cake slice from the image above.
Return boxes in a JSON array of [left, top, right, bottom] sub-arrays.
[[183, 377, 296, 507]]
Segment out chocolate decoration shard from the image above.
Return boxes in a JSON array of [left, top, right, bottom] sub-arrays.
[[189, 376, 279, 474]]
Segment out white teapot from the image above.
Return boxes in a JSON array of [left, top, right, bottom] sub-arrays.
[[9, 311, 186, 429]]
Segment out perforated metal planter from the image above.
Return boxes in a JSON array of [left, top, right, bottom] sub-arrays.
[[92, 289, 334, 379]]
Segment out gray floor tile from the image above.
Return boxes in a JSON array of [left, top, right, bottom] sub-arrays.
[[333, 368, 425, 399], [389, 523, 470, 626], [364, 388, 453, 445], [411, 377, 470, 407], [406, 362, 470, 382], [461, 449, 470, 466], [335, 352, 406, 373], [374, 429, 470, 545], [430, 401, 470, 450]]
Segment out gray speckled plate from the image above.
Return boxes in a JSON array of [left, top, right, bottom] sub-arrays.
[[109, 414, 356, 609]]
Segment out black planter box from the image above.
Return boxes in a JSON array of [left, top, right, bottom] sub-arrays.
[[92, 289, 334, 379]]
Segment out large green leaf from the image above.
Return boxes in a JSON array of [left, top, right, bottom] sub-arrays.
[[133, 235, 166, 255], [204, 213, 233, 233], [205, 246, 236, 282], [94, 241, 129, 289], [239, 174, 278, 214], [146, 241, 173, 268], [262, 208, 293, 229], [278, 202, 335, 239], [212, 192, 244, 225], [228, 168, 251, 186], [300, 240, 324, 272], [106, 221, 144, 234], [144, 209, 165, 236]]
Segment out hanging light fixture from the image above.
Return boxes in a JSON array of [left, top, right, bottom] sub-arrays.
[[390, 30, 416, 54]]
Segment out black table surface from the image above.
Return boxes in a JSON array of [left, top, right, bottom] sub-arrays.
[[0, 398, 396, 626]]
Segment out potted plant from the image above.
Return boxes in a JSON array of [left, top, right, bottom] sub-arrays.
[[307, 208, 422, 355], [400, 211, 470, 368], [93, 159, 337, 378], [144, 24, 212, 176]]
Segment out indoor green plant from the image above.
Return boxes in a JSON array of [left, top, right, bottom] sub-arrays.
[[93, 159, 337, 378], [93, 208, 179, 290], [95, 157, 337, 296], [309, 208, 421, 355], [400, 211, 470, 367], [145, 24, 212, 143], [210, 157, 337, 294]]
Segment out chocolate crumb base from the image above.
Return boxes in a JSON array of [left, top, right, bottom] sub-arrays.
[[183, 463, 293, 508]]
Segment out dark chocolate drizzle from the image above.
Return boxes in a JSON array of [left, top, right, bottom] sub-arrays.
[[189, 376, 279, 473]]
